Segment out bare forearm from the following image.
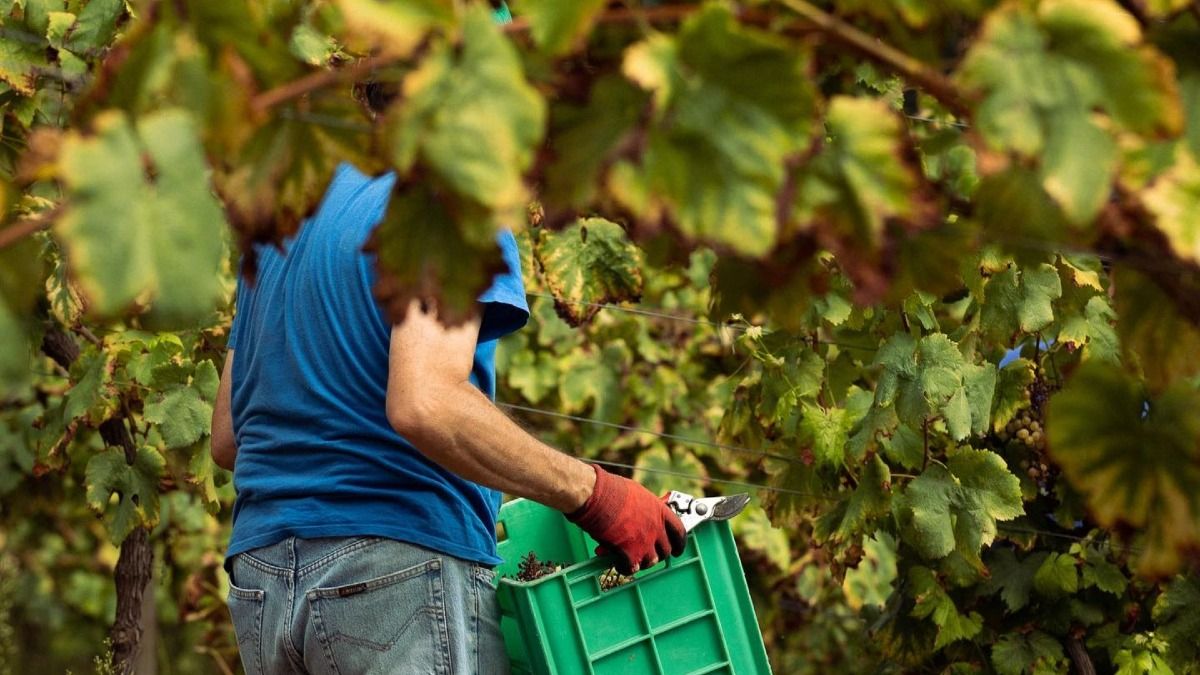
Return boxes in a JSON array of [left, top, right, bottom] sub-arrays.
[[396, 383, 595, 512]]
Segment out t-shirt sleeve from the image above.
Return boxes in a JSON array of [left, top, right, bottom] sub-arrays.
[[477, 229, 529, 343]]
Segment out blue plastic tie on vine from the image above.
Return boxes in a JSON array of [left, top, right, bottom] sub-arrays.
[[492, 2, 512, 24]]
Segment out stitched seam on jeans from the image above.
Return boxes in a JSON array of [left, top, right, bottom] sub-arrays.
[[297, 537, 384, 579], [310, 598, 343, 675], [435, 566, 451, 675], [324, 606, 439, 651], [307, 558, 441, 599], [238, 552, 290, 577], [472, 568, 481, 675]]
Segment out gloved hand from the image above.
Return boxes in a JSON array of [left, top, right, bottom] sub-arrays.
[[566, 464, 687, 576]]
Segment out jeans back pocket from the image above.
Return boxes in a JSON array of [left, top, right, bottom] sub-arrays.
[[308, 558, 450, 675], [227, 575, 267, 675]]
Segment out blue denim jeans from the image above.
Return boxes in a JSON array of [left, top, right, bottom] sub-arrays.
[[225, 536, 510, 675]]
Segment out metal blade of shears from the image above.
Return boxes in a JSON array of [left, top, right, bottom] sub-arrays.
[[708, 493, 751, 521]]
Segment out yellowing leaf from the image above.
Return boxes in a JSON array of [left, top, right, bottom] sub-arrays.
[[388, 6, 545, 221], [535, 218, 643, 326], [335, 0, 455, 57], [57, 109, 227, 326], [1047, 363, 1200, 575], [843, 531, 898, 610], [85, 447, 165, 544], [796, 97, 925, 244], [619, 4, 815, 257], [1144, 147, 1200, 263], [731, 504, 790, 572]]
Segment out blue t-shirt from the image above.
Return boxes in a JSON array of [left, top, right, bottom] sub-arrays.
[[226, 162, 529, 565]]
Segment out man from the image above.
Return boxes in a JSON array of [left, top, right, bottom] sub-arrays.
[[211, 160, 686, 675]]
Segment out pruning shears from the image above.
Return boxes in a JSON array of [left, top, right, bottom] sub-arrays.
[[665, 491, 752, 533]]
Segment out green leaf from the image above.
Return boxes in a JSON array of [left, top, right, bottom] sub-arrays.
[[796, 97, 926, 246], [873, 333, 993, 441], [65, 0, 125, 53], [0, 237, 42, 397], [959, 0, 1181, 222], [1032, 551, 1079, 597], [504, 350, 558, 404], [1039, 110, 1118, 224], [543, 76, 647, 208], [57, 109, 227, 326], [981, 264, 1063, 344], [619, 4, 815, 257], [1153, 574, 1200, 670], [991, 631, 1068, 675], [842, 531, 898, 610], [983, 548, 1044, 613], [510, 0, 605, 55], [632, 444, 706, 497], [1057, 295, 1119, 364], [992, 358, 1035, 432], [46, 11, 76, 49], [387, 6, 544, 221], [0, 34, 49, 95], [85, 447, 165, 544], [289, 23, 341, 66], [799, 403, 850, 469], [894, 448, 1024, 567], [534, 218, 643, 327], [1047, 363, 1200, 575], [908, 566, 983, 649], [731, 504, 790, 572], [64, 347, 118, 426], [1079, 551, 1127, 596], [144, 385, 212, 449], [368, 183, 502, 324], [1144, 146, 1200, 264], [818, 454, 891, 541]]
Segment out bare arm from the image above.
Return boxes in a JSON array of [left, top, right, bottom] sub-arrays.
[[212, 350, 237, 471], [386, 301, 595, 512]]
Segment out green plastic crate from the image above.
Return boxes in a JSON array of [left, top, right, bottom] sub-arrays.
[[495, 498, 771, 675]]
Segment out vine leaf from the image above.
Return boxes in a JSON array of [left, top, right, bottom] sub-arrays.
[[981, 264, 1063, 345], [992, 358, 1035, 433], [873, 333, 995, 440], [1143, 146, 1200, 263], [534, 218, 643, 326], [1046, 363, 1200, 575], [143, 361, 217, 450], [893, 448, 1024, 568], [730, 504, 790, 572], [816, 454, 892, 541], [842, 531, 898, 610], [983, 548, 1044, 613], [66, 0, 125, 54], [959, 0, 1181, 224], [334, 0, 455, 57], [0, 36, 49, 94], [510, 0, 606, 55], [387, 5, 544, 221], [618, 4, 815, 257], [1152, 574, 1200, 669], [991, 631, 1068, 675], [0, 237, 43, 396], [908, 566, 983, 649], [795, 97, 928, 250], [1057, 295, 1119, 364], [56, 109, 227, 326], [63, 346, 118, 426], [633, 444, 707, 497], [85, 446, 165, 544], [799, 403, 851, 469], [1114, 269, 1200, 392], [1032, 551, 1079, 597]]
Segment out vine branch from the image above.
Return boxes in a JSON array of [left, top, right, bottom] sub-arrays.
[[0, 208, 58, 250], [777, 0, 973, 118]]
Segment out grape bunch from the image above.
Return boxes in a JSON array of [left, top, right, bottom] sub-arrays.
[[514, 551, 562, 582], [997, 377, 1058, 484], [599, 567, 634, 591]]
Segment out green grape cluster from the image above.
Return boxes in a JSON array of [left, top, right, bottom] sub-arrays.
[[514, 551, 562, 582], [998, 379, 1058, 483], [599, 567, 634, 591]]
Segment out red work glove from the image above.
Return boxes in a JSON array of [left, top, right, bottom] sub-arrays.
[[566, 464, 687, 576]]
